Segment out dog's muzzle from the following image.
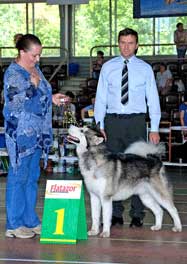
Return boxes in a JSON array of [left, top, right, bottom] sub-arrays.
[[67, 135, 80, 144]]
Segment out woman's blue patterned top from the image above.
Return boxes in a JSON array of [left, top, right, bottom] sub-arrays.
[[3, 62, 53, 169]]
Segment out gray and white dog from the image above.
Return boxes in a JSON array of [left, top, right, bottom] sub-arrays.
[[68, 125, 182, 237]]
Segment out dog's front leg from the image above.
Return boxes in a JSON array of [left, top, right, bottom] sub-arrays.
[[100, 197, 112, 238], [88, 192, 101, 236]]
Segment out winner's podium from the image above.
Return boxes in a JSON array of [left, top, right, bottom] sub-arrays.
[[40, 180, 87, 244]]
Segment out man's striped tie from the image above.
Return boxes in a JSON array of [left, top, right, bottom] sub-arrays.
[[121, 60, 128, 105]]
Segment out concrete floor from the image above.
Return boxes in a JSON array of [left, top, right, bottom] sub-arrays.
[[0, 166, 187, 264]]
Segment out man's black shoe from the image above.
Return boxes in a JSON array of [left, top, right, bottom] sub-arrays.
[[111, 216, 124, 226], [129, 217, 143, 228]]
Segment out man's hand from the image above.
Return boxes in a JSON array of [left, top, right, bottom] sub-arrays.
[[149, 132, 160, 144], [100, 129, 107, 141]]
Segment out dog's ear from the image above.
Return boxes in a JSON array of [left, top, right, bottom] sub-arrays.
[[95, 121, 100, 132], [94, 135, 104, 145], [89, 120, 100, 132]]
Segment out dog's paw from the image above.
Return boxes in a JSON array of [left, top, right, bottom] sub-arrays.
[[150, 225, 161, 231], [87, 229, 99, 236], [99, 231, 110, 238], [172, 226, 182, 232]]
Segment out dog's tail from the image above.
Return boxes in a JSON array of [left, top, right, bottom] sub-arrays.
[[124, 141, 165, 158]]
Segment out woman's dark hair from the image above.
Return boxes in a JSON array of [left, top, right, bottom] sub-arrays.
[[15, 34, 42, 52], [13, 33, 23, 45], [118, 28, 138, 43], [159, 62, 167, 70]]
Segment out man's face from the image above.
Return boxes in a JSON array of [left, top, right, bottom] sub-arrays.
[[118, 34, 138, 59], [160, 65, 166, 73], [178, 25, 184, 32]]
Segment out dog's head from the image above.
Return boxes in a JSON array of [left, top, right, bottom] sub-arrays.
[[67, 125, 104, 149]]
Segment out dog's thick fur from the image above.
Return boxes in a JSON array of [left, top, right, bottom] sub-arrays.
[[68, 125, 182, 237]]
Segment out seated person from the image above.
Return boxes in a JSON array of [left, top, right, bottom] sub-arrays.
[[64, 91, 76, 114], [173, 78, 185, 92], [156, 63, 173, 95], [92, 50, 104, 80], [53, 91, 76, 126], [179, 91, 187, 140], [81, 94, 95, 120]]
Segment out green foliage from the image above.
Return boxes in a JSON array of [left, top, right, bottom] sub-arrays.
[[74, 0, 187, 57], [0, 3, 60, 57], [1, 1, 187, 57]]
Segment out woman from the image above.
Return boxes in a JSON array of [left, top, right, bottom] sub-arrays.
[[3, 34, 66, 238]]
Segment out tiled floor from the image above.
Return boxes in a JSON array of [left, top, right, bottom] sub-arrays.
[[0, 166, 187, 264]]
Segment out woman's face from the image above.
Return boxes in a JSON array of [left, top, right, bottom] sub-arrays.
[[20, 44, 42, 69]]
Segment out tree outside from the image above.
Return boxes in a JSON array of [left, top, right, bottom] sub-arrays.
[[0, 1, 187, 57], [73, 0, 187, 57]]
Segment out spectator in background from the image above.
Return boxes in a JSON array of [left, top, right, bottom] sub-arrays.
[[174, 22, 187, 63], [53, 90, 76, 126], [92, 50, 104, 80], [179, 91, 187, 126], [156, 63, 173, 95], [65, 91, 76, 114], [81, 94, 95, 120], [173, 77, 185, 92], [179, 91, 187, 140]]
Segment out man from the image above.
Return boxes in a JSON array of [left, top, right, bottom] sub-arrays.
[[94, 28, 161, 228], [156, 62, 173, 95], [174, 22, 187, 63]]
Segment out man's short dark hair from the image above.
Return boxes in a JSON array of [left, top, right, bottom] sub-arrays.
[[65, 91, 75, 99], [90, 93, 96, 99], [97, 50, 104, 57], [118, 28, 138, 43], [176, 22, 183, 28]]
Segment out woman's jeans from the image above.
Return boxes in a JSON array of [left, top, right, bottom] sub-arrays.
[[6, 148, 42, 230]]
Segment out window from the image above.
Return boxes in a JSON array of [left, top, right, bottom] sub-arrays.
[[73, 0, 110, 56], [30, 3, 60, 57], [0, 3, 60, 57], [73, 0, 187, 57], [0, 4, 26, 57]]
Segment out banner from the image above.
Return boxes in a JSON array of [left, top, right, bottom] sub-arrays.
[[40, 180, 87, 244], [134, 0, 187, 18]]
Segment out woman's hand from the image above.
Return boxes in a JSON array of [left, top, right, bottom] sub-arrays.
[[52, 93, 69, 106]]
